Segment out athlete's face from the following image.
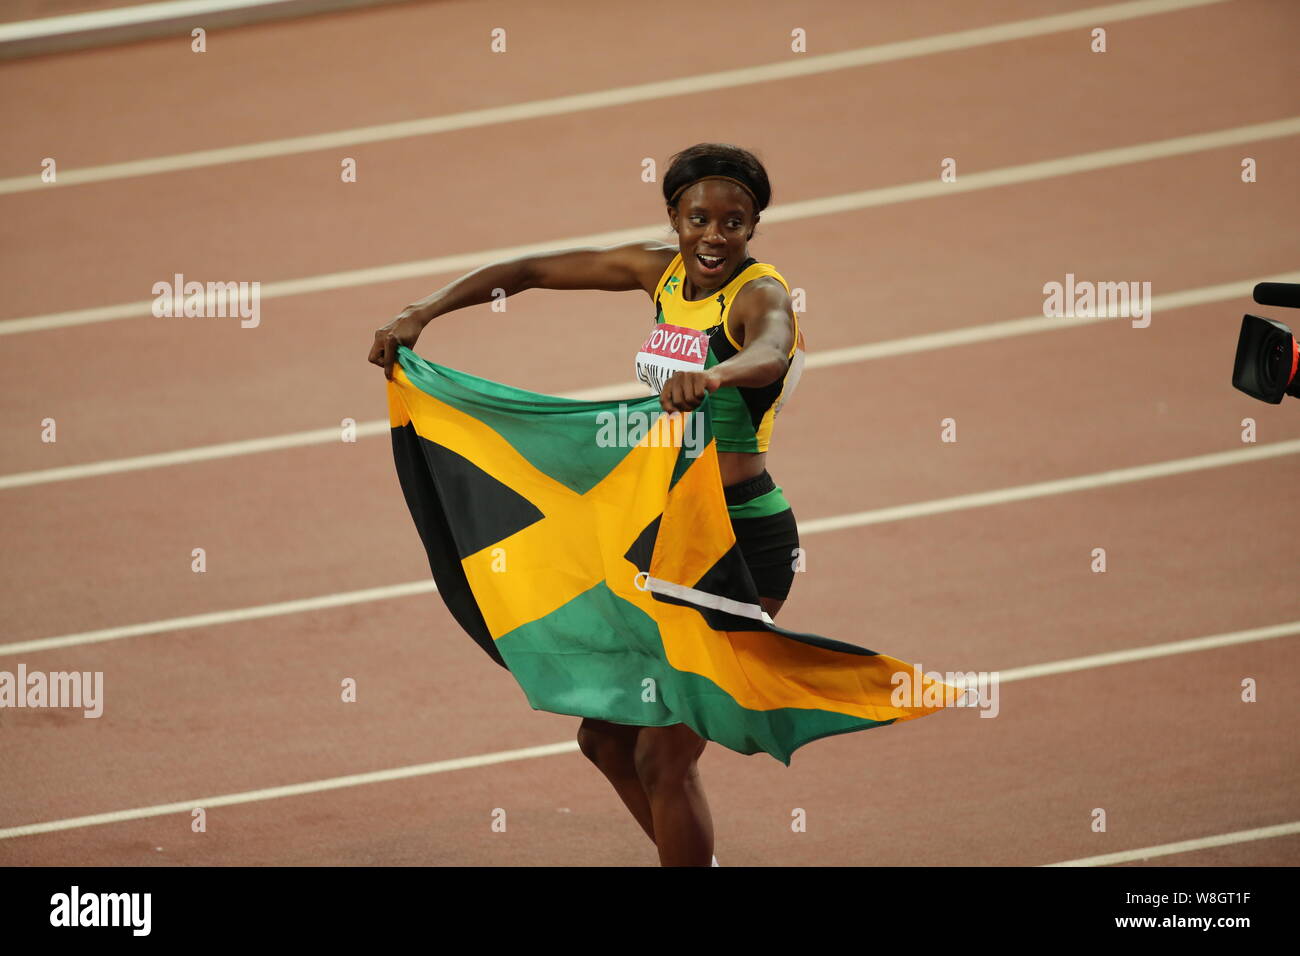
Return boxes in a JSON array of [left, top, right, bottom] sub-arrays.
[[668, 180, 758, 294]]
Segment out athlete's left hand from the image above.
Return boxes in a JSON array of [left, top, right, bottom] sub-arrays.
[[660, 369, 721, 413]]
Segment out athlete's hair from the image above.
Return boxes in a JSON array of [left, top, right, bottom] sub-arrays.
[[662, 143, 772, 215]]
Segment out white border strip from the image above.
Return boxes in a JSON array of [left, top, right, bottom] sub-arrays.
[[3, 616, 1296, 841], [4, 445, 1297, 658], [643, 576, 765, 621], [0, 0, 1229, 192], [6, 116, 1297, 336], [1045, 821, 1300, 866]]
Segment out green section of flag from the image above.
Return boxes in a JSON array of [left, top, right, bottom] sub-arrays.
[[390, 347, 944, 765], [398, 347, 655, 496], [495, 582, 895, 765]]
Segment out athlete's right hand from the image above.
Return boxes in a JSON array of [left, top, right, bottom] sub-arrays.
[[370, 306, 428, 380]]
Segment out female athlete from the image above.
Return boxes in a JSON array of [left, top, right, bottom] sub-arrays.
[[369, 143, 802, 867]]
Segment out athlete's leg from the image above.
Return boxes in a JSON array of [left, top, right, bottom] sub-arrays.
[[576, 718, 656, 844], [634, 722, 712, 866], [625, 596, 781, 866]]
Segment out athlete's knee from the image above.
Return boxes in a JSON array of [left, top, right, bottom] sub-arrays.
[[634, 725, 705, 793], [577, 719, 634, 770]]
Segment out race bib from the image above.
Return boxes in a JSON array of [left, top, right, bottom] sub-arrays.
[[635, 323, 710, 394]]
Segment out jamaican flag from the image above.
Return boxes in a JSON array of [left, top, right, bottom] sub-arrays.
[[388, 345, 954, 764]]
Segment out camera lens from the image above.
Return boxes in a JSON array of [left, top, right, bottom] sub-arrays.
[[1261, 332, 1285, 389]]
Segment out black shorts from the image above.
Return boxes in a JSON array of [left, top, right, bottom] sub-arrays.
[[723, 470, 800, 602]]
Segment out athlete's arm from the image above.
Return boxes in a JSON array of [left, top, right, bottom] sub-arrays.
[[370, 241, 675, 379], [520, 241, 676, 294], [659, 277, 794, 412]]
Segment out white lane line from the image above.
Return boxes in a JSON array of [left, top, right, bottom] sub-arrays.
[[5, 443, 1298, 658], [764, 117, 1300, 225], [0, 0, 299, 40], [1044, 821, 1300, 866], [6, 114, 1297, 337], [795, 440, 1300, 535], [0, 741, 581, 840], [810, 270, 1300, 366], [0, 581, 439, 657], [999, 620, 1300, 684], [0, 0, 1229, 195], [0, 422, 391, 489], [0, 225, 649, 335], [4, 267, 1296, 493], [3, 615, 1295, 841], [0, 380, 651, 491]]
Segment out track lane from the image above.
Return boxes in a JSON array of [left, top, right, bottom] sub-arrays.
[[2, 135, 1297, 473], [0, 0, 1181, 176], [3, 0, 1297, 868], [4, 296, 1297, 643], [2, 452, 1297, 829], [2, 637, 1295, 865], [2, 2, 1293, 322]]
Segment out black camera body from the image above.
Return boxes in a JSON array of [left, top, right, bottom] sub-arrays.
[[1231, 283, 1300, 404]]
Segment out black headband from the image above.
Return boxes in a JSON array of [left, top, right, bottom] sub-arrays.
[[668, 175, 759, 207]]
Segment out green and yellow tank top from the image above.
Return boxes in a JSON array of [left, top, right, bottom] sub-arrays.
[[650, 253, 805, 453]]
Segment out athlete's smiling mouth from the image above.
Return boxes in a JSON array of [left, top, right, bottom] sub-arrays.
[[696, 252, 727, 275]]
